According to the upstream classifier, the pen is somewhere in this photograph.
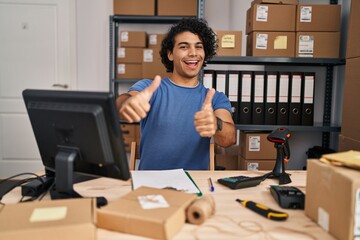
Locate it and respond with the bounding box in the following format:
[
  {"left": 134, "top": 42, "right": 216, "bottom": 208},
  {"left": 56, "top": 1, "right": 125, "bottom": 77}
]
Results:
[
  {"left": 209, "top": 177, "right": 215, "bottom": 192},
  {"left": 236, "top": 199, "right": 288, "bottom": 221}
]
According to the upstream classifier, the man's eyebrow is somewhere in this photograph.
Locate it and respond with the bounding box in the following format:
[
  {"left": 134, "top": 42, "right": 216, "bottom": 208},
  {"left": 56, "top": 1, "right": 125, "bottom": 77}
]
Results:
[{"left": 177, "top": 41, "right": 203, "bottom": 45}]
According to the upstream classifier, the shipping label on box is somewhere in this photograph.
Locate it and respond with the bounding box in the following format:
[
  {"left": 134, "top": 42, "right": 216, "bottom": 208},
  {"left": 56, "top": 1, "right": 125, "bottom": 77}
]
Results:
[{"left": 297, "top": 35, "right": 314, "bottom": 57}]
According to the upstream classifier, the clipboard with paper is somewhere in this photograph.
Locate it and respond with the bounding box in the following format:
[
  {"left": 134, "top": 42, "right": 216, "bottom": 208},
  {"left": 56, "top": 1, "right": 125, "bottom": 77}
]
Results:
[{"left": 130, "top": 169, "right": 202, "bottom": 196}]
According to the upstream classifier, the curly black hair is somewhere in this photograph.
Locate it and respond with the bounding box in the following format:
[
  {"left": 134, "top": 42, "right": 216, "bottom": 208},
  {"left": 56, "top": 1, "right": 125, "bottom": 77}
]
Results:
[{"left": 160, "top": 17, "right": 217, "bottom": 73}]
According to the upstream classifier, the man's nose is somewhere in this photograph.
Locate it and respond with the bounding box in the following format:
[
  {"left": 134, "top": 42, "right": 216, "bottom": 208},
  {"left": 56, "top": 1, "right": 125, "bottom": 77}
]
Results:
[{"left": 188, "top": 46, "right": 197, "bottom": 56}]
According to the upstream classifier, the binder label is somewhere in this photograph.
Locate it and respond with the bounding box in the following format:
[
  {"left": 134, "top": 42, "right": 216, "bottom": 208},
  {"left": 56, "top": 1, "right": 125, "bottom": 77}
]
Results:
[
  {"left": 266, "top": 75, "right": 277, "bottom": 103},
  {"left": 249, "top": 136, "right": 260, "bottom": 151},
  {"left": 300, "top": 6, "right": 312, "bottom": 23},
  {"left": 228, "top": 73, "right": 239, "bottom": 102},
  {"left": 203, "top": 72, "right": 213, "bottom": 89},
  {"left": 256, "top": 5, "right": 268, "bottom": 22},
  {"left": 256, "top": 33, "right": 268, "bottom": 50},
  {"left": 291, "top": 75, "right": 302, "bottom": 103},
  {"left": 216, "top": 74, "right": 226, "bottom": 94},
  {"left": 254, "top": 75, "right": 264, "bottom": 103},
  {"left": 304, "top": 77, "right": 314, "bottom": 104},
  {"left": 279, "top": 75, "right": 289, "bottom": 103},
  {"left": 242, "top": 74, "right": 252, "bottom": 102}
]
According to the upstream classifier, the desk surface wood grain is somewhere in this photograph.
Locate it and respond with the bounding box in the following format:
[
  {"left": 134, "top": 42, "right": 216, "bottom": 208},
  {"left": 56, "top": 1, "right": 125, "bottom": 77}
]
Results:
[{"left": 2, "top": 171, "right": 335, "bottom": 240}]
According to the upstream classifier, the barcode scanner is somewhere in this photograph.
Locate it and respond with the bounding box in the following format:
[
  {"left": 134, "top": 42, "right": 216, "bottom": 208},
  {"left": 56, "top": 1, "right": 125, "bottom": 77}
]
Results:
[{"left": 264, "top": 128, "right": 292, "bottom": 185}]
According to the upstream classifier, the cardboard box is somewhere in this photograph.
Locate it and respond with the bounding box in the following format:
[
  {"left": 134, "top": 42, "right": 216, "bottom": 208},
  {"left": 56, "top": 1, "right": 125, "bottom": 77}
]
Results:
[
  {"left": 346, "top": 0, "right": 360, "bottom": 58},
  {"left": 117, "top": 47, "right": 144, "bottom": 63},
  {"left": 96, "top": 186, "right": 197, "bottom": 240},
  {"left": 305, "top": 160, "right": 360, "bottom": 240},
  {"left": 119, "top": 31, "right": 147, "bottom": 48},
  {"left": 339, "top": 135, "right": 360, "bottom": 152},
  {"left": 238, "top": 156, "right": 276, "bottom": 170},
  {"left": 148, "top": 33, "right": 166, "bottom": 49},
  {"left": 251, "top": 0, "right": 298, "bottom": 5},
  {"left": 215, "top": 30, "right": 242, "bottom": 57},
  {"left": 215, "top": 144, "right": 239, "bottom": 170},
  {"left": 246, "top": 4, "right": 296, "bottom": 34},
  {"left": 142, "top": 49, "right": 170, "bottom": 79},
  {"left": 247, "top": 31, "right": 295, "bottom": 57},
  {"left": 157, "top": 0, "right": 197, "bottom": 16},
  {"left": 117, "top": 63, "right": 142, "bottom": 79},
  {"left": 0, "top": 198, "right": 96, "bottom": 240},
  {"left": 296, "top": 4, "right": 341, "bottom": 32},
  {"left": 295, "top": 32, "right": 340, "bottom": 58},
  {"left": 113, "top": 0, "right": 155, "bottom": 16},
  {"left": 239, "top": 131, "right": 276, "bottom": 159},
  {"left": 341, "top": 57, "right": 360, "bottom": 140}
]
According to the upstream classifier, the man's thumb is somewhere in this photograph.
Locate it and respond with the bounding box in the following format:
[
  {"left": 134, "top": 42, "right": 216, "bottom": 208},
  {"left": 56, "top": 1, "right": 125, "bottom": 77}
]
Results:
[
  {"left": 201, "top": 88, "right": 215, "bottom": 110},
  {"left": 143, "top": 75, "right": 161, "bottom": 99}
]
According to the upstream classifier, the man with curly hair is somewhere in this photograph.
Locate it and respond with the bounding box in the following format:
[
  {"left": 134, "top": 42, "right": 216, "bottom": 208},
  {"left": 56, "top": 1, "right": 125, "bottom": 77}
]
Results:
[{"left": 116, "top": 18, "right": 236, "bottom": 170}]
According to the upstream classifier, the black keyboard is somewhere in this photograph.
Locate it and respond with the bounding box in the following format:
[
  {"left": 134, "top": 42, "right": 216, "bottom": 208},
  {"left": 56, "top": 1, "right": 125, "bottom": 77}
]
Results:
[{"left": 217, "top": 175, "right": 265, "bottom": 189}]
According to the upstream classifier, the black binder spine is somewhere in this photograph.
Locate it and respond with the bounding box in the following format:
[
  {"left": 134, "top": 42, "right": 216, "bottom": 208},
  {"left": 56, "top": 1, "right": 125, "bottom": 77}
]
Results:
[
  {"left": 252, "top": 71, "right": 265, "bottom": 125},
  {"left": 238, "top": 71, "right": 253, "bottom": 124},
  {"left": 289, "top": 72, "right": 303, "bottom": 125},
  {"left": 301, "top": 72, "right": 315, "bottom": 126},
  {"left": 264, "top": 72, "right": 278, "bottom": 125},
  {"left": 276, "top": 72, "right": 290, "bottom": 125}
]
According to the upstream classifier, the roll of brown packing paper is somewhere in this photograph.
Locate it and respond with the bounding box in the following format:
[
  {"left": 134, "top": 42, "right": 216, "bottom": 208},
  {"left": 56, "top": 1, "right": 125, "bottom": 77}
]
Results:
[{"left": 186, "top": 195, "right": 216, "bottom": 225}]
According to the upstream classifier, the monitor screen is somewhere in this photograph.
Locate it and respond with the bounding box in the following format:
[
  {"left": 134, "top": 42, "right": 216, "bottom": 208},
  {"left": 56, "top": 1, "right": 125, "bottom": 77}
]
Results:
[{"left": 23, "top": 89, "right": 130, "bottom": 199}]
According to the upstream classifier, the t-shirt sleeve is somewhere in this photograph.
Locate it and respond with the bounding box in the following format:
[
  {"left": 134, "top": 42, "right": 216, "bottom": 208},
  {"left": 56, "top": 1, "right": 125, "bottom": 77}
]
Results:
[
  {"left": 213, "top": 91, "right": 232, "bottom": 114},
  {"left": 128, "top": 79, "right": 152, "bottom": 92}
]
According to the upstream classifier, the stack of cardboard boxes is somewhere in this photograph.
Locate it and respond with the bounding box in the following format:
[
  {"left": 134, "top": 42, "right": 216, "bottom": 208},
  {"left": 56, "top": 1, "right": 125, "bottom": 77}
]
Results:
[
  {"left": 246, "top": 0, "right": 341, "bottom": 58},
  {"left": 238, "top": 131, "right": 277, "bottom": 170},
  {"left": 339, "top": 0, "right": 360, "bottom": 151}
]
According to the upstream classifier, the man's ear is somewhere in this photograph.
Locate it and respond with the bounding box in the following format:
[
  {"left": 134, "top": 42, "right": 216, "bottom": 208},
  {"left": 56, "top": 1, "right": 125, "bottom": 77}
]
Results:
[{"left": 167, "top": 50, "right": 173, "bottom": 61}]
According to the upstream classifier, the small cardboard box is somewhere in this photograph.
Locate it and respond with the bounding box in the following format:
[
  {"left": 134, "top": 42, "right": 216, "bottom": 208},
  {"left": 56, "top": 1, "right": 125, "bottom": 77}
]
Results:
[
  {"left": 346, "top": 0, "right": 360, "bottom": 58},
  {"left": 142, "top": 49, "right": 170, "bottom": 79},
  {"left": 113, "top": 0, "right": 155, "bottom": 16},
  {"left": 251, "top": 0, "right": 299, "bottom": 5},
  {"left": 119, "top": 31, "right": 147, "bottom": 48},
  {"left": 238, "top": 156, "right": 276, "bottom": 170},
  {"left": 0, "top": 198, "right": 96, "bottom": 240},
  {"left": 247, "top": 31, "right": 295, "bottom": 57},
  {"left": 157, "top": 0, "right": 197, "bottom": 16},
  {"left": 215, "top": 30, "right": 242, "bottom": 57},
  {"left": 117, "top": 47, "right": 144, "bottom": 64},
  {"left": 339, "top": 135, "right": 360, "bottom": 152},
  {"left": 148, "top": 33, "right": 166, "bottom": 49},
  {"left": 117, "top": 63, "right": 142, "bottom": 79},
  {"left": 239, "top": 131, "right": 276, "bottom": 159},
  {"left": 96, "top": 186, "right": 197, "bottom": 240},
  {"left": 215, "top": 144, "right": 239, "bottom": 170},
  {"left": 296, "top": 4, "right": 341, "bottom": 32},
  {"left": 295, "top": 32, "right": 340, "bottom": 58},
  {"left": 246, "top": 4, "right": 296, "bottom": 34},
  {"left": 305, "top": 160, "right": 360, "bottom": 240}
]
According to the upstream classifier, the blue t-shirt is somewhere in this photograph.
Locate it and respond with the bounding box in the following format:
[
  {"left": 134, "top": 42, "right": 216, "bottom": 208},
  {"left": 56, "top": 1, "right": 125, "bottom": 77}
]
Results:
[{"left": 129, "top": 77, "right": 232, "bottom": 170}]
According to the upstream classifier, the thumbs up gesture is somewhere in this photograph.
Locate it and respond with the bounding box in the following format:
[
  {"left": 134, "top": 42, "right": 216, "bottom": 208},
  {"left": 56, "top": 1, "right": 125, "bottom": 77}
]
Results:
[
  {"left": 120, "top": 75, "right": 161, "bottom": 123},
  {"left": 194, "top": 88, "right": 217, "bottom": 137}
]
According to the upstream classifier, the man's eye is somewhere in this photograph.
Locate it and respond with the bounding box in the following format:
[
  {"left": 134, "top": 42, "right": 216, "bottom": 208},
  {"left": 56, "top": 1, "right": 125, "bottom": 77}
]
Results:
[
  {"left": 180, "top": 45, "right": 187, "bottom": 49},
  {"left": 196, "top": 45, "right": 203, "bottom": 49}
]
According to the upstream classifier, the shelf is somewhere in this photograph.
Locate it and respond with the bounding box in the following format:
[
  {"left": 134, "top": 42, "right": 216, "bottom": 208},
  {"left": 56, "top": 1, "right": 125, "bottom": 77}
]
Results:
[
  {"left": 236, "top": 124, "right": 341, "bottom": 132},
  {"left": 114, "top": 78, "right": 139, "bottom": 84},
  {"left": 207, "top": 56, "right": 346, "bottom": 66},
  {"left": 112, "top": 15, "right": 187, "bottom": 24}
]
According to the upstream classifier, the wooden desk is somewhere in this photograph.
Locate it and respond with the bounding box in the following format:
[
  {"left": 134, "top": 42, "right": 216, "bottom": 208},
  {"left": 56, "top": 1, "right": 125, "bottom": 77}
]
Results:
[{"left": 2, "top": 171, "right": 335, "bottom": 240}]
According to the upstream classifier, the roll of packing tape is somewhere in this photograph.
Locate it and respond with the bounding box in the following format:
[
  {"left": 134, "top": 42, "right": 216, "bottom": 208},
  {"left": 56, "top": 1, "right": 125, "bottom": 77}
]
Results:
[{"left": 186, "top": 195, "right": 216, "bottom": 225}]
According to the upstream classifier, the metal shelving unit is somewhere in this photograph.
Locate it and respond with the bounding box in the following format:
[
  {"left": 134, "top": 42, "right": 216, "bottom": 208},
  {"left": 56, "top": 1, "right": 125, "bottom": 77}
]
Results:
[
  {"left": 109, "top": 0, "right": 206, "bottom": 96},
  {"left": 206, "top": 56, "right": 346, "bottom": 147}
]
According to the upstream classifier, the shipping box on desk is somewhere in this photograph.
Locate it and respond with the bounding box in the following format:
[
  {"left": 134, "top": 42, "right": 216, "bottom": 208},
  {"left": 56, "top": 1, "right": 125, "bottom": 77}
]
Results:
[
  {"left": 96, "top": 186, "right": 197, "bottom": 240},
  {"left": 0, "top": 198, "right": 96, "bottom": 240},
  {"left": 305, "top": 159, "right": 360, "bottom": 240}
]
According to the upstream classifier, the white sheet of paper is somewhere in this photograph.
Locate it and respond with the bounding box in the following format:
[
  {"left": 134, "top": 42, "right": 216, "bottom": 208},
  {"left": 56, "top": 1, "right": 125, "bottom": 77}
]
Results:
[{"left": 131, "top": 169, "right": 200, "bottom": 194}]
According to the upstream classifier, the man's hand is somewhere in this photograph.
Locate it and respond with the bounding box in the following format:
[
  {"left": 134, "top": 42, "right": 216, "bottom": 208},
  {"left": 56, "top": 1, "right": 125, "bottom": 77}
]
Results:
[
  {"left": 194, "top": 88, "right": 217, "bottom": 137},
  {"left": 119, "top": 75, "right": 161, "bottom": 123}
]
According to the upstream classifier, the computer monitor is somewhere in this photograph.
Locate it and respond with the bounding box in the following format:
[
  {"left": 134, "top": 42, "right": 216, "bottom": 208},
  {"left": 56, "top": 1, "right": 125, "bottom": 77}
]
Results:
[{"left": 22, "top": 89, "right": 130, "bottom": 199}]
